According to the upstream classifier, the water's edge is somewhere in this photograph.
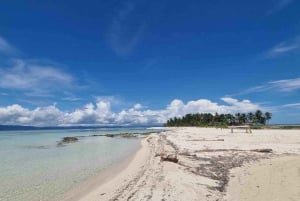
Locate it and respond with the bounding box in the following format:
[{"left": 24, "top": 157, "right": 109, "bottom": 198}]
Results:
[{"left": 61, "top": 140, "right": 142, "bottom": 201}]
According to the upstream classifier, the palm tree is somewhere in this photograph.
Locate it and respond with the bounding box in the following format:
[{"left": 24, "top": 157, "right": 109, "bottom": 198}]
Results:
[
  {"left": 164, "top": 111, "right": 272, "bottom": 127},
  {"left": 235, "top": 113, "right": 242, "bottom": 125},
  {"left": 255, "top": 110, "right": 263, "bottom": 124},
  {"left": 247, "top": 112, "right": 254, "bottom": 124},
  {"left": 265, "top": 112, "right": 272, "bottom": 125},
  {"left": 240, "top": 113, "right": 247, "bottom": 124}
]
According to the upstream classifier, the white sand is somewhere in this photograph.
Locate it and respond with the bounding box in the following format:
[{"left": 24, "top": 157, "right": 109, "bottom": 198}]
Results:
[
  {"left": 68, "top": 127, "right": 300, "bottom": 201},
  {"left": 226, "top": 156, "right": 300, "bottom": 201}
]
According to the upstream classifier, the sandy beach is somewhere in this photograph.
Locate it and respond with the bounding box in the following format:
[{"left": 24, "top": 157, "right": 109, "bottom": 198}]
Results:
[{"left": 72, "top": 127, "right": 300, "bottom": 201}]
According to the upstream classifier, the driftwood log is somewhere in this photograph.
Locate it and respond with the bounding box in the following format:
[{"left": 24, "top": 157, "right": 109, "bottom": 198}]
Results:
[
  {"left": 160, "top": 153, "right": 179, "bottom": 163},
  {"left": 250, "top": 149, "right": 272, "bottom": 153},
  {"left": 195, "top": 148, "right": 272, "bottom": 153}
]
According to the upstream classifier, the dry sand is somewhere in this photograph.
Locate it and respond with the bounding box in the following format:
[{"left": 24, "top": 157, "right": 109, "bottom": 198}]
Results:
[
  {"left": 70, "top": 127, "right": 300, "bottom": 201},
  {"left": 226, "top": 155, "right": 300, "bottom": 201}
]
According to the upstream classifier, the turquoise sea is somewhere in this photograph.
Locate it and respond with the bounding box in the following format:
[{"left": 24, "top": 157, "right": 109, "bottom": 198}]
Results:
[{"left": 0, "top": 127, "right": 159, "bottom": 201}]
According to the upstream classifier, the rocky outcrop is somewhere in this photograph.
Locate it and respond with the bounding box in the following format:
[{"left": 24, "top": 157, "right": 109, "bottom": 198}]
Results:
[{"left": 57, "top": 137, "right": 79, "bottom": 146}]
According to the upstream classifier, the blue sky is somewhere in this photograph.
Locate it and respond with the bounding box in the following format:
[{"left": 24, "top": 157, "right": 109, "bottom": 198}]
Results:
[{"left": 0, "top": 0, "right": 300, "bottom": 126}]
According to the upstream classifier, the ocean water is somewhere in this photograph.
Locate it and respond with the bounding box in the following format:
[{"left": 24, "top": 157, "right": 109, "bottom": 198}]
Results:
[{"left": 0, "top": 127, "right": 159, "bottom": 201}]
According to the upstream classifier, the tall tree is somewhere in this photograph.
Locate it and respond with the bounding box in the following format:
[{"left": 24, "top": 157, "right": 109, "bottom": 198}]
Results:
[
  {"left": 255, "top": 110, "right": 263, "bottom": 124},
  {"left": 265, "top": 112, "right": 272, "bottom": 125},
  {"left": 247, "top": 112, "right": 254, "bottom": 124}
]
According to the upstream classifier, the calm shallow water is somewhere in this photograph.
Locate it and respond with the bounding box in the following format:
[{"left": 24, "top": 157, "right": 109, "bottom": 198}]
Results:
[{"left": 0, "top": 127, "right": 159, "bottom": 201}]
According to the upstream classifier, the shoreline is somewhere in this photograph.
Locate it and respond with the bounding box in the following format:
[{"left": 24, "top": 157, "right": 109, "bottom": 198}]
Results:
[
  {"left": 64, "top": 127, "right": 300, "bottom": 200},
  {"left": 61, "top": 139, "right": 144, "bottom": 201},
  {"left": 62, "top": 135, "right": 154, "bottom": 201}
]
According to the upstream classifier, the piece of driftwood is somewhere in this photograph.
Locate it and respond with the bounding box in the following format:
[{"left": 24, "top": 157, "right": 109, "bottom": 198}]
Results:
[
  {"left": 160, "top": 153, "right": 179, "bottom": 163},
  {"left": 196, "top": 148, "right": 272, "bottom": 153},
  {"left": 250, "top": 149, "right": 272, "bottom": 153}
]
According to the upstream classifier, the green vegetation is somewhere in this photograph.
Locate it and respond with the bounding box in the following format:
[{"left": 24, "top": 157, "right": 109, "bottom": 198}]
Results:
[{"left": 164, "top": 110, "right": 272, "bottom": 127}]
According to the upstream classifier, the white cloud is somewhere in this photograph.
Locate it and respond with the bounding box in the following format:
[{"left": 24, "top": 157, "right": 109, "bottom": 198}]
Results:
[
  {"left": 0, "top": 59, "right": 73, "bottom": 96},
  {"left": 269, "top": 78, "right": 300, "bottom": 91},
  {"left": 269, "top": 43, "right": 298, "bottom": 54},
  {"left": 107, "top": 1, "right": 146, "bottom": 57},
  {"left": 220, "top": 98, "right": 260, "bottom": 113},
  {"left": 0, "top": 36, "right": 17, "bottom": 54},
  {"left": 267, "top": 36, "right": 300, "bottom": 57},
  {"left": 0, "top": 36, "right": 83, "bottom": 102},
  {"left": 239, "top": 77, "right": 300, "bottom": 95},
  {"left": 0, "top": 97, "right": 262, "bottom": 126},
  {"left": 96, "top": 96, "right": 121, "bottom": 104},
  {"left": 282, "top": 102, "right": 300, "bottom": 108},
  {"left": 133, "top": 103, "right": 143, "bottom": 110},
  {"left": 0, "top": 104, "right": 63, "bottom": 126}
]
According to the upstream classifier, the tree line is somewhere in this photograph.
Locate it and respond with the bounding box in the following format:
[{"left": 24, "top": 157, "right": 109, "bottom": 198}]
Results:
[{"left": 164, "top": 110, "right": 272, "bottom": 127}]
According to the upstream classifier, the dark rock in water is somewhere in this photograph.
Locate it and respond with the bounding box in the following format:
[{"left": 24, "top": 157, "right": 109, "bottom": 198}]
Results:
[
  {"left": 91, "top": 134, "right": 103, "bottom": 137},
  {"left": 22, "top": 145, "right": 50, "bottom": 149},
  {"left": 57, "top": 136, "right": 79, "bottom": 147},
  {"left": 119, "top": 133, "right": 138, "bottom": 138},
  {"left": 57, "top": 142, "right": 65, "bottom": 147},
  {"left": 104, "top": 134, "right": 115, "bottom": 138},
  {"left": 62, "top": 137, "right": 79, "bottom": 143}
]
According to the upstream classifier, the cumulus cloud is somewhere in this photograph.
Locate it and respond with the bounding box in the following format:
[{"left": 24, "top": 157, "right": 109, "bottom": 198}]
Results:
[
  {"left": 0, "top": 104, "right": 63, "bottom": 126},
  {"left": 0, "top": 98, "right": 261, "bottom": 126},
  {"left": 133, "top": 103, "right": 143, "bottom": 110}
]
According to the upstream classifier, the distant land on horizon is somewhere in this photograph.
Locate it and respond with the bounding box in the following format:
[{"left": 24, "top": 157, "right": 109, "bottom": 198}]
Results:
[
  {"left": 0, "top": 124, "right": 162, "bottom": 131},
  {"left": 1, "top": 123, "right": 300, "bottom": 131}
]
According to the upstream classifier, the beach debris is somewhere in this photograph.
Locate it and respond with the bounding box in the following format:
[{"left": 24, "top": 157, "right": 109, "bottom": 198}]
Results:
[
  {"left": 160, "top": 153, "right": 179, "bottom": 163},
  {"left": 195, "top": 148, "right": 272, "bottom": 153},
  {"left": 250, "top": 148, "right": 272, "bottom": 153},
  {"left": 187, "top": 138, "right": 224, "bottom": 142}
]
